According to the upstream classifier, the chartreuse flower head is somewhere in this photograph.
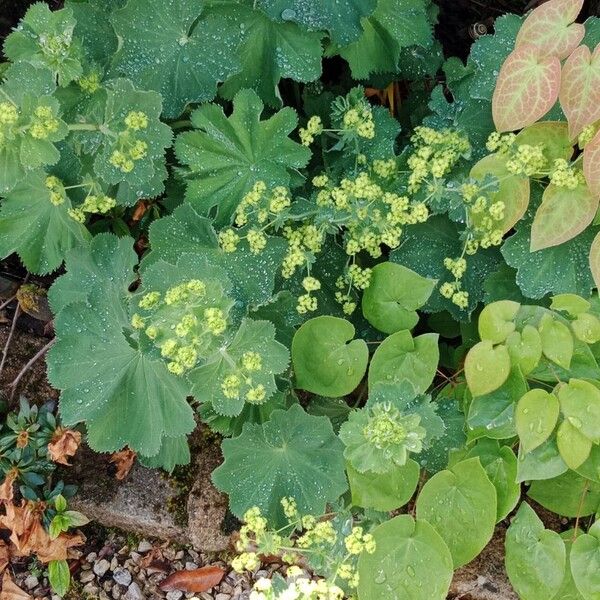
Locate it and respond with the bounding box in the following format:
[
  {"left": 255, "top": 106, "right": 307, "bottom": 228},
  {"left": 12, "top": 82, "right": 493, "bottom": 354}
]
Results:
[
  {"left": 132, "top": 266, "right": 234, "bottom": 376},
  {"left": 339, "top": 402, "right": 426, "bottom": 474},
  {"left": 331, "top": 87, "right": 376, "bottom": 142}
]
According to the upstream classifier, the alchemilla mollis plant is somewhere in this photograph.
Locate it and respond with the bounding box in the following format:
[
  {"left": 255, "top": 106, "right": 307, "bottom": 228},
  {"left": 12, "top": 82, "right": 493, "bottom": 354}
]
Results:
[{"left": 2, "top": 0, "right": 600, "bottom": 598}]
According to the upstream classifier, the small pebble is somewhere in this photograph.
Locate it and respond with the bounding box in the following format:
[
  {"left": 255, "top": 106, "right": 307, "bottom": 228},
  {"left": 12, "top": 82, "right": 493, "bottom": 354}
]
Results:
[
  {"left": 113, "top": 568, "right": 133, "bottom": 587},
  {"left": 24, "top": 575, "right": 38, "bottom": 590},
  {"left": 125, "top": 582, "right": 144, "bottom": 600},
  {"left": 137, "top": 540, "right": 153, "bottom": 553},
  {"left": 94, "top": 558, "right": 111, "bottom": 577},
  {"left": 185, "top": 562, "right": 198, "bottom": 570},
  {"left": 166, "top": 591, "right": 183, "bottom": 600},
  {"left": 87, "top": 552, "right": 98, "bottom": 562},
  {"left": 80, "top": 570, "right": 96, "bottom": 583}
]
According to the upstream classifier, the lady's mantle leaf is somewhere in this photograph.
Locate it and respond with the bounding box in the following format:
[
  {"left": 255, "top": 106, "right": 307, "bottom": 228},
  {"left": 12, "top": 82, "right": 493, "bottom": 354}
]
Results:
[
  {"left": 416, "top": 458, "right": 497, "bottom": 567},
  {"left": 0, "top": 171, "right": 89, "bottom": 275},
  {"left": 505, "top": 503, "right": 566, "bottom": 600},
  {"left": 212, "top": 404, "right": 347, "bottom": 526},
  {"left": 357, "top": 515, "right": 453, "bottom": 600},
  {"left": 257, "top": 0, "right": 376, "bottom": 45},
  {"left": 175, "top": 89, "right": 310, "bottom": 226},
  {"left": 292, "top": 316, "right": 368, "bottom": 398},
  {"left": 516, "top": 0, "right": 585, "bottom": 60},
  {"left": 492, "top": 44, "right": 561, "bottom": 133},
  {"left": 110, "top": 0, "right": 240, "bottom": 118}
]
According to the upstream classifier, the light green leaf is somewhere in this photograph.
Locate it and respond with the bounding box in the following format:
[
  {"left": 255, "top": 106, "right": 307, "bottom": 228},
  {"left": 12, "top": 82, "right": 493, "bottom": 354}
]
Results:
[
  {"left": 416, "top": 458, "right": 496, "bottom": 567},
  {"left": 517, "top": 438, "right": 568, "bottom": 483},
  {"left": 338, "top": 0, "right": 432, "bottom": 79},
  {"left": 558, "top": 379, "right": 600, "bottom": 443},
  {"left": 0, "top": 171, "right": 89, "bottom": 275},
  {"left": 368, "top": 330, "right": 439, "bottom": 394},
  {"left": 110, "top": 0, "right": 240, "bottom": 118},
  {"left": 212, "top": 404, "right": 347, "bottom": 527},
  {"left": 506, "top": 325, "right": 543, "bottom": 375},
  {"left": 528, "top": 471, "right": 600, "bottom": 517},
  {"left": 357, "top": 515, "right": 453, "bottom": 600},
  {"left": 478, "top": 300, "right": 519, "bottom": 344},
  {"left": 175, "top": 89, "right": 310, "bottom": 226},
  {"left": 551, "top": 293, "right": 591, "bottom": 316},
  {"left": 347, "top": 459, "right": 420, "bottom": 511},
  {"left": 573, "top": 313, "right": 600, "bottom": 344},
  {"left": 514, "top": 122, "right": 574, "bottom": 166},
  {"left": 539, "top": 313, "right": 574, "bottom": 369},
  {"left": 465, "top": 439, "right": 520, "bottom": 522},
  {"left": 361, "top": 262, "right": 435, "bottom": 334},
  {"left": 465, "top": 340, "right": 511, "bottom": 397},
  {"left": 48, "top": 559, "right": 71, "bottom": 597},
  {"left": 292, "top": 316, "right": 368, "bottom": 397},
  {"left": 516, "top": 389, "right": 560, "bottom": 454},
  {"left": 505, "top": 502, "right": 566, "bottom": 600},
  {"left": 557, "top": 420, "right": 593, "bottom": 470},
  {"left": 571, "top": 521, "right": 600, "bottom": 600}
]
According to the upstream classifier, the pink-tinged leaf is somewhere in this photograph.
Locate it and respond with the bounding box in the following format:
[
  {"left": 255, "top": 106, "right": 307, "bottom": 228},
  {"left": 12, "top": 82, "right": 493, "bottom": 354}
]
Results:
[
  {"left": 560, "top": 45, "right": 600, "bottom": 140},
  {"left": 159, "top": 566, "right": 225, "bottom": 593},
  {"left": 530, "top": 183, "right": 599, "bottom": 251},
  {"left": 492, "top": 45, "right": 561, "bottom": 133},
  {"left": 584, "top": 128, "right": 600, "bottom": 199},
  {"left": 516, "top": 0, "right": 585, "bottom": 59},
  {"left": 470, "top": 154, "right": 530, "bottom": 233},
  {"left": 589, "top": 230, "right": 600, "bottom": 290}
]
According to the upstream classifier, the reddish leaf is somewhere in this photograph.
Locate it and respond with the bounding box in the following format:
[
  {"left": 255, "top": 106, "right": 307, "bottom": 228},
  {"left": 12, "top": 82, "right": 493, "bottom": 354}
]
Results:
[
  {"left": 530, "top": 183, "right": 598, "bottom": 250},
  {"left": 516, "top": 0, "right": 585, "bottom": 59},
  {"left": 109, "top": 449, "right": 137, "bottom": 480},
  {"left": 47, "top": 428, "right": 81, "bottom": 466},
  {"left": 0, "top": 572, "right": 31, "bottom": 600},
  {"left": 159, "top": 565, "right": 225, "bottom": 593},
  {"left": 492, "top": 45, "right": 561, "bottom": 133},
  {"left": 584, "top": 129, "right": 600, "bottom": 199},
  {"left": 589, "top": 230, "right": 600, "bottom": 290},
  {"left": 560, "top": 44, "right": 600, "bottom": 140}
]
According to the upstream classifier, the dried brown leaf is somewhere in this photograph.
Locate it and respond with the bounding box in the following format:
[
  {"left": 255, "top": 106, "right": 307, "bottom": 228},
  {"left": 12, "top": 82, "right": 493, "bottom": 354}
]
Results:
[
  {"left": 48, "top": 428, "right": 81, "bottom": 466},
  {"left": 159, "top": 565, "right": 225, "bottom": 593},
  {"left": 0, "top": 572, "right": 31, "bottom": 600},
  {"left": 109, "top": 449, "right": 137, "bottom": 480},
  {"left": 0, "top": 471, "right": 18, "bottom": 503},
  {"left": 0, "top": 542, "right": 8, "bottom": 575}
]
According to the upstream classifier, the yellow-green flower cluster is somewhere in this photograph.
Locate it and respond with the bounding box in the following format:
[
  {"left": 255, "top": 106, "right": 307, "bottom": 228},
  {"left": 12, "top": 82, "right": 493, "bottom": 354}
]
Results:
[
  {"left": 131, "top": 279, "right": 231, "bottom": 375},
  {"left": 68, "top": 192, "right": 117, "bottom": 222},
  {"left": 407, "top": 126, "right": 470, "bottom": 192},
  {"left": 578, "top": 124, "right": 598, "bottom": 149},
  {"left": 282, "top": 225, "right": 325, "bottom": 279},
  {"left": 45, "top": 176, "right": 66, "bottom": 206},
  {"left": 372, "top": 158, "right": 396, "bottom": 178},
  {"left": 333, "top": 265, "right": 372, "bottom": 315},
  {"left": 28, "top": 105, "right": 60, "bottom": 140},
  {"left": 299, "top": 116, "right": 323, "bottom": 146},
  {"left": 109, "top": 111, "right": 149, "bottom": 173},
  {"left": 41, "top": 32, "right": 72, "bottom": 59},
  {"left": 78, "top": 72, "right": 101, "bottom": 94},
  {"left": 439, "top": 256, "right": 471, "bottom": 309},
  {"left": 0, "top": 101, "right": 19, "bottom": 132},
  {"left": 505, "top": 144, "right": 546, "bottom": 176},
  {"left": 249, "top": 576, "right": 345, "bottom": 600},
  {"left": 344, "top": 527, "right": 376, "bottom": 556},
  {"left": 342, "top": 105, "right": 375, "bottom": 139},
  {"left": 220, "top": 351, "right": 267, "bottom": 405},
  {"left": 486, "top": 131, "right": 516, "bottom": 155},
  {"left": 550, "top": 158, "right": 583, "bottom": 189},
  {"left": 297, "top": 276, "right": 321, "bottom": 314}
]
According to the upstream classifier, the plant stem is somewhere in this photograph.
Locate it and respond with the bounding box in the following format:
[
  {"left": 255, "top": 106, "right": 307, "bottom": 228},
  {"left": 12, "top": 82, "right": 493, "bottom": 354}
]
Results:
[
  {"left": 9, "top": 337, "right": 56, "bottom": 399},
  {"left": 0, "top": 304, "right": 21, "bottom": 381},
  {"left": 68, "top": 123, "right": 99, "bottom": 131}
]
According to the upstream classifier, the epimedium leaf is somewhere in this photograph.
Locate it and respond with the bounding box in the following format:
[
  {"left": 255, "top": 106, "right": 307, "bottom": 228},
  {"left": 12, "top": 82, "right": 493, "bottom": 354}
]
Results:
[
  {"left": 336, "top": 0, "right": 432, "bottom": 79},
  {"left": 357, "top": 515, "right": 453, "bottom": 600},
  {"left": 551, "top": 293, "right": 591, "bottom": 316},
  {"left": 571, "top": 521, "right": 600, "bottom": 599},
  {"left": 584, "top": 129, "right": 600, "bottom": 200},
  {"left": 557, "top": 534, "right": 586, "bottom": 600},
  {"left": 530, "top": 183, "right": 599, "bottom": 251},
  {"left": 0, "top": 170, "right": 89, "bottom": 275},
  {"left": 212, "top": 404, "right": 347, "bottom": 527},
  {"left": 558, "top": 379, "right": 600, "bottom": 443},
  {"left": 560, "top": 44, "right": 600, "bottom": 140},
  {"left": 175, "top": 89, "right": 310, "bottom": 226},
  {"left": 557, "top": 420, "right": 593, "bottom": 470},
  {"left": 492, "top": 44, "right": 561, "bottom": 133},
  {"left": 478, "top": 300, "right": 519, "bottom": 344},
  {"left": 292, "top": 316, "right": 368, "bottom": 397},
  {"left": 257, "top": 0, "right": 377, "bottom": 45},
  {"left": 347, "top": 459, "right": 420, "bottom": 512},
  {"left": 465, "top": 439, "right": 520, "bottom": 522},
  {"left": 505, "top": 502, "right": 566, "bottom": 600},
  {"left": 361, "top": 262, "right": 435, "bottom": 334},
  {"left": 516, "top": 389, "right": 560, "bottom": 454},
  {"left": 539, "top": 313, "right": 574, "bottom": 369},
  {"left": 209, "top": 1, "right": 324, "bottom": 106},
  {"left": 590, "top": 231, "right": 600, "bottom": 291},
  {"left": 517, "top": 438, "right": 568, "bottom": 483},
  {"left": 470, "top": 154, "right": 530, "bottom": 234},
  {"left": 368, "top": 330, "right": 439, "bottom": 394},
  {"left": 528, "top": 470, "right": 600, "bottom": 517},
  {"left": 514, "top": 121, "right": 574, "bottom": 165},
  {"left": 187, "top": 319, "right": 290, "bottom": 417},
  {"left": 465, "top": 340, "right": 511, "bottom": 397},
  {"left": 110, "top": 0, "right": 240, "bottom": 118},
  {"left": 516, "top": 0, "right": 585, "bottom": 60},
  {"left": 506, "top": 325, "right": 543, "bottom": 375},
  {"left": 415, "top": 457, "right": 497, "bottom": 568}
]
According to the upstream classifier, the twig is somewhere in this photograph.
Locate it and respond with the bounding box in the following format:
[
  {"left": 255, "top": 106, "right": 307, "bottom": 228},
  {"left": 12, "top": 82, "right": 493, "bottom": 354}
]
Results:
[
  {"left": 0, "top": 294, "right": 16, "bottom": 312},
  {"left": 0, "top": 304, "right": 21, "bottom": 380},
  {"left": 9, "top": 337, "right": 55, "bottom": 399}
]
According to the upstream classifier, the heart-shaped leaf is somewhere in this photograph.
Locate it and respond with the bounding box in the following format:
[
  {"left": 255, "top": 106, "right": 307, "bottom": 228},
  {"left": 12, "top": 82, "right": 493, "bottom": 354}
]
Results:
[
  {"left": 584, "top": 129, "right": 600, "bottom": 199},
  {"left": 589, "top": 230, "right": 600, "bottom": 290},
  {"left": 516, "top": 389, "right": 560, "bottom": 454},
  {"left": 465, "top": 340, "right": 511, "bottom": 397}
]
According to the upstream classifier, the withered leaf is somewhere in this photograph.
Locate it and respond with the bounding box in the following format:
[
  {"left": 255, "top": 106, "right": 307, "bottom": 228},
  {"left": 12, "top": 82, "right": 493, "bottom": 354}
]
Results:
[
  {"left": 0, "top": 572, "right": 32, "bottom": 600},
  {"left": 47, "top": 428, "right": 81, "bottom": 466},
  {"left": 0, "top": 470, "right": 18, "bottom": 503},
  {"left": 159, "top": 565, "right": 225, "bottom": 592},
  {"left": 109, "top": 449, "right": 137, "bottom": 480},
  {"left": 0, "top": 541, "right": 8, "bottom": 575}
]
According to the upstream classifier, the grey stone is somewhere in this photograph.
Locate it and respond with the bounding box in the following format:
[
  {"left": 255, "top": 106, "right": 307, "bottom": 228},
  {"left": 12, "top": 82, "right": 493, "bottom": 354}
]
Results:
[
  {"left": 113, "top": 568, "right": 133, "bottom": 587},
  {"left": 24, "top": 575, "right": 38, "bottom": 590},
  {"left": 80, "top": 570, "right": 96, "bottom": 583},
  {"left": 94, "top": 559, "right": 111, "bottom": 577},
  {"left": 166, "top": 592, "right": 183, "bottom": 600},
  {"left": 124, "top": 582, "right": 144, "bottom": 600},
  {"left": 83, "top": 582, "right": 100, "bottom": 596},
  {"left": 137, "top": 540, "right": 153, "bottom": 553}
]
